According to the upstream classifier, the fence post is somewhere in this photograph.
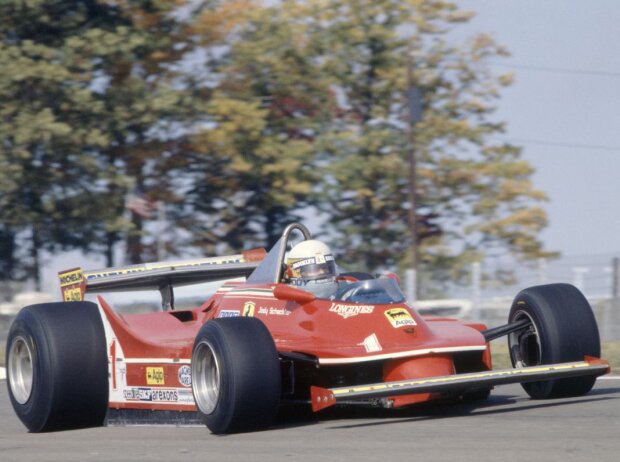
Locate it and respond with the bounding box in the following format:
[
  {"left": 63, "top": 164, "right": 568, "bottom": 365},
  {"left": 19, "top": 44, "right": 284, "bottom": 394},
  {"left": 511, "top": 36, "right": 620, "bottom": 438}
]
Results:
[
  {"left": 612, "top": 257, "right": 619, "bottom": 299},
  {"left": 572, "top": 267, "right": 589, "bottom": 293},
  {"left": 405, "top": 269, "right": 417, "bottom": 304},
  {"left": 537, "top": 258, "right": 547, "bottom": 285},
  {"left": 471, "top": 262, "right": 481, "bottom": 321}
]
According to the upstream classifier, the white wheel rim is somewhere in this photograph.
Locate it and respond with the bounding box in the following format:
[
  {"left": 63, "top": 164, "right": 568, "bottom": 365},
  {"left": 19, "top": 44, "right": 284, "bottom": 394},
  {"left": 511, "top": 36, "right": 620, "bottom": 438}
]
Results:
[
  {"left": 508, "top": 310, "right": 541, "bottom": 368},
  {"left": 8, "top": 336, "right": 34, "bottom": 405},
  {"left": 192, "top": 340, "right": 221, "bottom": 415}
]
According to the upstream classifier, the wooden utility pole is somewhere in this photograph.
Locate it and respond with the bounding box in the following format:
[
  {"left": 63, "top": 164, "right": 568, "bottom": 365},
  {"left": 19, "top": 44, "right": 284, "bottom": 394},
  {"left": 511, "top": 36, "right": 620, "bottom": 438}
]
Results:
[
  {"left": 612, "top": 257, "right": 619, "bottom": 299},
  {"left": 406, "top": 44, "right": 422, "bottom": 300}
]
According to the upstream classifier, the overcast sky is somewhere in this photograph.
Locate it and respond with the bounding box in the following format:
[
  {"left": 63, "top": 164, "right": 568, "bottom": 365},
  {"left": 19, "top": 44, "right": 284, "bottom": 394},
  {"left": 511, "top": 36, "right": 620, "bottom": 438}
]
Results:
[{"left": 455, "top": 0, "right": 620, "bottom": 259}]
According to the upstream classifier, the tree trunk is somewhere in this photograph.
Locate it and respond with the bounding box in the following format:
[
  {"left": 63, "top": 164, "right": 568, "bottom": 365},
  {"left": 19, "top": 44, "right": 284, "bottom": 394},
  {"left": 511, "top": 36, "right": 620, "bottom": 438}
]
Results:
[
  {"left": 0, "top": 227, "right": 16, "bottom": 281},
  {"left": 105, "top": 231, "right": 116, "bottom": 267},
  {"left": 126, "top": 213, "right": 144, "bottom": 264},
  {"left": 31, "top": 225, "right": 41, "bottom": 291}
]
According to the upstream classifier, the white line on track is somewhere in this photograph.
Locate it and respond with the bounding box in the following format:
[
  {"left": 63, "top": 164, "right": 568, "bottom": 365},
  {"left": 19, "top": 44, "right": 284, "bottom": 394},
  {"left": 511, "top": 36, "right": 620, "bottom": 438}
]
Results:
[{"left": 0, "top": 367, "right": 5, "bottom": 380}]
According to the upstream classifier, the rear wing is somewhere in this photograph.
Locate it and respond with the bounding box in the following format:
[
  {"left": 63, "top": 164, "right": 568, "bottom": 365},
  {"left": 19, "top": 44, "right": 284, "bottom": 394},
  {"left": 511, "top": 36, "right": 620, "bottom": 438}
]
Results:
[{"left": 58, "top": 248, "right": 266, "bottom": 309}]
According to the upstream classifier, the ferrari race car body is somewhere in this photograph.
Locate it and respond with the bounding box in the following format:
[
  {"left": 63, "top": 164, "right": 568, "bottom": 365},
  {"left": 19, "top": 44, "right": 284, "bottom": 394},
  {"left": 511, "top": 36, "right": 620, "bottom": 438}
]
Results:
[{"left": 6, "top": 223, "right": 610, "bottom": 433}]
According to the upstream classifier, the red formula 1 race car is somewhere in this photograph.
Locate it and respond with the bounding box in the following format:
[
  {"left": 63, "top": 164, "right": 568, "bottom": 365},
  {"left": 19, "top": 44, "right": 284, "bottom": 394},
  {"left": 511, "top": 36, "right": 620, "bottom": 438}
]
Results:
[{"left": 5, "top": 223, "right": 610, "bottom": 433}]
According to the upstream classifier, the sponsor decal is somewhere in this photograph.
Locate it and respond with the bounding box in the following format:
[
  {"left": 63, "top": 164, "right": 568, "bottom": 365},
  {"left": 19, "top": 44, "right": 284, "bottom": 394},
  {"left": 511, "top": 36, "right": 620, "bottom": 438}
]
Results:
[
  {"left": 178, "top": 366, "right": 192, "bottom": 387},
  {"left": 329, "top": 302, "right": 374, "bottom": 319},
  {"left": 146, "top": 367, "right": 165, "bottom": 385},
  {"left": 258, "top": 306, "right": 292, "bottom": 316},
  {"left": 115, "top": 362, "right": 127, "bottom": 389},
  {"left": 59, "top": 268, "right": 84, "bottom": 287},
  {"left": 218, "top": 310, "right": 240, "bottom": 318},
  {"left": 292, "top": 257, "right": 317, "bottom": 269},
  {"left": 242, "top": 301, "right": 256, "bottom": 317},
  {"left": 63, "top": 287, "right": 83, "bottom": 302},
  {"left": 123, "top": 387, "right": 179, "bottom": 403},
  {"left": 291, "top": 254, "right": 334, "bottom": 269},
  {"left": 177, "top": 388, "right": 195, "bottom": 405},
  {"left": 88, "top": 268, "right": 146, "bottom": 279},
  {"left": 358, "top": 333, "right": 382, "bottom": 353},
  {"left": 86, "top": 256, "right": 245, "bottom": 280},
  {"left": 384, "top": 308, "right": 417, "bottom": 328}
]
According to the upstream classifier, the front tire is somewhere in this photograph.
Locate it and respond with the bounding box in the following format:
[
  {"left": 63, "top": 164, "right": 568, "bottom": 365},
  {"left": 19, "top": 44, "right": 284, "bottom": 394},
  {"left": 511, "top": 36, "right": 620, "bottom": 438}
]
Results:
[
  {"left": 507, "top": 283, "right": 600, "bottom": 399},
  {"left": 6, "top": 302, "right": 109, "bottom": 432},
  {"left": 191, "top": 317, "right": 281, "bottom": 434}
]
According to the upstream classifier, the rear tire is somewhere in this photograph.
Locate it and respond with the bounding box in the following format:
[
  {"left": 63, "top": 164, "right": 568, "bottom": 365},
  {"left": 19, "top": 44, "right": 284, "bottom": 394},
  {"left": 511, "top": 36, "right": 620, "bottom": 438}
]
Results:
[
  {"left": 507, "top": 284, "right": 600, "bottom": 399},
  {"left": 191, "top": 317, "right": 281, "bottom": 434},
  {"left": 6, "top": 302, "right": 109, "bottom": 432}
]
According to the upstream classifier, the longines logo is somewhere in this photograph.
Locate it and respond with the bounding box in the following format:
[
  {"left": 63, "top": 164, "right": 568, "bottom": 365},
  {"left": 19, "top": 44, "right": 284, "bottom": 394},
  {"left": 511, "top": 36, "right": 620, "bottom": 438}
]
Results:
[{"left": 328, "top": 303, "right": 374, "bottom": 319}]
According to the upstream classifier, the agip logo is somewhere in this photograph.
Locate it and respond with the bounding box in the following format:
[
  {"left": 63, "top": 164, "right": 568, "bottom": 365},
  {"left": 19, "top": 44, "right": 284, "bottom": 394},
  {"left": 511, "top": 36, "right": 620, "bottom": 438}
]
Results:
[
  {"left": 146, "top": 367, "right": 165, "bottom": 385},
  {"left": 384, "top": 308, "right": 417, "bottom": 328},
  {"left": 242, "top": 301, "right": 256, "bottom": 317}
]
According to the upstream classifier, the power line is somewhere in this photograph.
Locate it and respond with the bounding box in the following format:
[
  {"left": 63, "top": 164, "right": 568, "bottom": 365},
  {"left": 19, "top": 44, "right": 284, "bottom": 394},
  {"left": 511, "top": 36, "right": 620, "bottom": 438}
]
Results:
[
  {"left": 507, "top": 138, "right": 620, "bottom": 153},
  {"left": 480, "top": 61, "right": 620, "bottom": 152},
  {"left": 486, "top": 61, "right": 620, "bottom": 78}
]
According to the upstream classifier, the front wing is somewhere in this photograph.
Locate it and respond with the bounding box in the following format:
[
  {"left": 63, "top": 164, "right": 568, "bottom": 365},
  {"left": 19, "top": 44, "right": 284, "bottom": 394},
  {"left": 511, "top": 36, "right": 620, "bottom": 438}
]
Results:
[{"left": 311, "top": 356, "right": 610, "bottom": 412}]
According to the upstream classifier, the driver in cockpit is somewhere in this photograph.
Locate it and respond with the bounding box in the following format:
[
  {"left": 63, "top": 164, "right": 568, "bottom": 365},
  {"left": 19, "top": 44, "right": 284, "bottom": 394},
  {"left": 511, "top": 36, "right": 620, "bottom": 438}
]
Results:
[
  {"left": 285, "top": 239, "right": 404, "bottom": 304},
  {"left": 285, "top": 239, "right": 340, "bottom": 299}
]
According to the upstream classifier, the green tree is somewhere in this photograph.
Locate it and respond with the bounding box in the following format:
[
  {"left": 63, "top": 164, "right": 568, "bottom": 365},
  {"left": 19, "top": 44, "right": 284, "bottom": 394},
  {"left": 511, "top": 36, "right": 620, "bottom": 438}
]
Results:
[
  {"left": 0, "top": 0, "right": 554, "bottom": 295},
  {"left": 0, "top": 0, "right": 120, "bottom": 288},
  {"left": 302, "top": 0, "right": 552, "bottom": 293},
  {"left": 175, "top": 2, "right": 333, "bottom": 252},
  {"left": 0, "top": 0, "right": 228, "bottom": 286},
  {"left": 105, "top": 0, "right": 259, "bottom": 262},
  {"left": 89, "top": 0, "right": 200, "bottom": 265}
]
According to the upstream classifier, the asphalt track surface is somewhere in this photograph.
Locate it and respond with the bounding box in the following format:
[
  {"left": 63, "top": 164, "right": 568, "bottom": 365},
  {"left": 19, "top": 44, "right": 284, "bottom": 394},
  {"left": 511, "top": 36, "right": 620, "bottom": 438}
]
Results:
[{"left": 1, "top": 377, "right": 619, "bottom": 462}]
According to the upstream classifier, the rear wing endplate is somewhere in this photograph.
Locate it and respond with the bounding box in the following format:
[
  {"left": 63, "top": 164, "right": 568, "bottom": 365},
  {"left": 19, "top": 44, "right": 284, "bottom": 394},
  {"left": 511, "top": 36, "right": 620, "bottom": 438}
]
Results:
[{"left": 58, "top": 248, "right": 265, "bottom": 309}]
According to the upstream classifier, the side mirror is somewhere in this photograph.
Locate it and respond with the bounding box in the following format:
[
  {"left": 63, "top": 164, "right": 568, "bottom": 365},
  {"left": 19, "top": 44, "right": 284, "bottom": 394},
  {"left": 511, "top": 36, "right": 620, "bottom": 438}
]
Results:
[{"left": 273, "top": 284, "right": 316, "bottom": 304}]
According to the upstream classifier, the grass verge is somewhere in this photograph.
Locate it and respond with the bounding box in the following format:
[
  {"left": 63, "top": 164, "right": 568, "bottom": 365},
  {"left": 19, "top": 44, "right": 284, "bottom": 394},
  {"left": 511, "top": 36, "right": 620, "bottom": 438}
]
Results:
[{"left": 491, "top": 340, "right": 620, "bottom": 374}]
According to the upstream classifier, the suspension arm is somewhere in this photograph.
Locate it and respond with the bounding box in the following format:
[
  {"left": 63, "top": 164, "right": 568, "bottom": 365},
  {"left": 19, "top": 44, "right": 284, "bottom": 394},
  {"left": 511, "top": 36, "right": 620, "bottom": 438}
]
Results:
[{"left": 481, "top": 318, "right": 532, "bottom": 342}]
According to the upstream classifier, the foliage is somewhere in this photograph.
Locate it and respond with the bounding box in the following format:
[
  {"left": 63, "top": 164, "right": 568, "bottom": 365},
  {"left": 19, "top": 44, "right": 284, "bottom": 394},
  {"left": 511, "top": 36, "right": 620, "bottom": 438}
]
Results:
[
  {"left": 492, "top": 340, "right": 620, "bottom": 374},
  {"left": 0, "top": 0, "right": 224, "bottom": 283},
  {"left": 296, "top": 0, "right": 552, "bottom": 294},
  {"left": 173, "top": 2, "right": 333, "bottom": 251},
  {"left": 0, "top": 0, "right": 554, "bottom": 295},
  {"left": 86, "top": 0, "right": 205, "bottom": 265},
  {"left": 602, "top": 341, "right": 620, "bottom": 374},
  {"left": 0, "top": 0, "right": 121, "bottom": 285}
]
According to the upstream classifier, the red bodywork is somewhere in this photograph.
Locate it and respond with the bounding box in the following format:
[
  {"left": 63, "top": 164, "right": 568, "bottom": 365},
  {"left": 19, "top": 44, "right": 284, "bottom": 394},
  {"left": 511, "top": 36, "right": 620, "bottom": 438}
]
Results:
[
  {"left": 57, "top": 224, "right": 607, "bottom": 419},
  {"left": 88, "top": 279, "right": 491, "bottom": 414}
]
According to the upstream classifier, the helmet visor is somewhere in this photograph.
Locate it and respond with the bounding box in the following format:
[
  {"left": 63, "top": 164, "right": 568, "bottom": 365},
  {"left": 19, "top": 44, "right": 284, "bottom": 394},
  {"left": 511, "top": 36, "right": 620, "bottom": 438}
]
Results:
[{"left": 299, "top": 260, "right": 337, "bottom": 281}]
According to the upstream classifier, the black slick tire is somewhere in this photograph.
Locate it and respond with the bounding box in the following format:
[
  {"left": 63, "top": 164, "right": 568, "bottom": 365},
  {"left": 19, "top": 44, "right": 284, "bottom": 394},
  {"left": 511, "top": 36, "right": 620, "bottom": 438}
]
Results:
[
  {"left": 508, "top": 283, "right": 600, "bottom": 399},
  {"left": 191, "top": 317, "right": 281, "bottom": 434},
  {"left": 5, "top": 302, "right": 109, "bottom": 432}
]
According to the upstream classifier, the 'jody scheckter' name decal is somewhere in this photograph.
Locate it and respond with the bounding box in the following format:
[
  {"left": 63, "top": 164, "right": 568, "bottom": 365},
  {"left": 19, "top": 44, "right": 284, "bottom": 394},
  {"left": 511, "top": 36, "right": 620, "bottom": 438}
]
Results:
[{"left": 329, "top": 303, "right": 374, "bottom": 319}]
